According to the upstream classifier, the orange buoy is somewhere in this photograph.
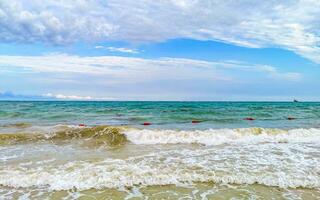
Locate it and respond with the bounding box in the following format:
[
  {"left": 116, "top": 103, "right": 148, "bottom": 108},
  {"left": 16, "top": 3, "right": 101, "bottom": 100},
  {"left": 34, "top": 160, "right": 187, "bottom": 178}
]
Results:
[
  {"left": 244, "top": 117, "right": 255, "bottom": 121},
  {"left": 192, "top": 120, "right": 201, "bottom": 124},
  {"left": 287, "top": 117, "right": 296, "bottom": 120},
  {"left": 79, "top": 123, "right": 86, "bottom": 127},
  {"left": 142, "top": 122, "right": 151, "bottom": 126}
]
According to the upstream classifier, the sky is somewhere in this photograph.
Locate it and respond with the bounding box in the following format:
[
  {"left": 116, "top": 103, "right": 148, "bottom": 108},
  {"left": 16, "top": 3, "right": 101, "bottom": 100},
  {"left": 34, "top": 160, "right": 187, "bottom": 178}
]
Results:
[{"left": 0, "top": 0, "right": 320, "bottom": 101}]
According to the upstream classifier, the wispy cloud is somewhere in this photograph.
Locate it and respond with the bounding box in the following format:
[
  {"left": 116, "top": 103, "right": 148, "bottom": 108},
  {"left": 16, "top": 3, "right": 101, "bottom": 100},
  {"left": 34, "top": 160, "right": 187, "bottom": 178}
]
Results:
[
  {"left": 219, "top": 61, "right": 302, "bottom": 81},
  {"left": 0, "top": 91, "right": 114, "bottom": 101},
  {"left": 95, "top": 46, "right": 139, "bottom": 54},
  {"left": 0, "top": 1, "right": 319, "bottom": 63},
  {"left": 43, "top": 93, "right": 115, "bottom": 100},
  {"left": 0, "top": 54, "right": 301, "bottom": 82},
  {"left": 0, "top": 54, "right": 305, "bottom": 100}
]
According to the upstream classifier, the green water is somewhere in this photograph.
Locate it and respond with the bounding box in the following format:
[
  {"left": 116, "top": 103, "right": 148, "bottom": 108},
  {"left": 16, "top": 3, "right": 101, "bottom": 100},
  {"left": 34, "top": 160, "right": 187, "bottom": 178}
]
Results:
[
  {"left": 1, "top": 101, "right": 320, "bottom": 129},
  {"left": 0, "top": 101, "right": 320, "bottom": 199}
]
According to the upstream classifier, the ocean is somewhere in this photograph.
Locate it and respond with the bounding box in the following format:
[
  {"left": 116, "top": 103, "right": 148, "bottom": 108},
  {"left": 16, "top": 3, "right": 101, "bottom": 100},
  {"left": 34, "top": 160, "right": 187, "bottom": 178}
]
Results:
[{"left": 0, "top": 101, "right": 320, "bottom": 199}]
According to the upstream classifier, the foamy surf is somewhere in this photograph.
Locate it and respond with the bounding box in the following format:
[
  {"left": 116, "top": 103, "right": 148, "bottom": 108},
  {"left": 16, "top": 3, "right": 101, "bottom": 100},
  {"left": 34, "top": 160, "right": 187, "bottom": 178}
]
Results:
[
  {"left": 0, "top": 145, "right": 319, "bottom": 191},
  {"left": 124, "top": 127, "right": 320, "bottom": 145},
  {"left": 1, "top": 125, "right": 320, "bottom": 195},
  {"left": 1, "top": 126, "right": 320, "bottom": 146},
  {"left": 1, "top": 101, "right": 320, "bottom": 199}
]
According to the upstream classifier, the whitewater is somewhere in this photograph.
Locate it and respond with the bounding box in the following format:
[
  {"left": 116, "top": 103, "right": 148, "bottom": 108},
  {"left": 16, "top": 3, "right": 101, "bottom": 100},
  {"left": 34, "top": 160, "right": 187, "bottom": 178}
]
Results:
[{"left": 1, "top": 101, "right": 320, "bottom": 199}]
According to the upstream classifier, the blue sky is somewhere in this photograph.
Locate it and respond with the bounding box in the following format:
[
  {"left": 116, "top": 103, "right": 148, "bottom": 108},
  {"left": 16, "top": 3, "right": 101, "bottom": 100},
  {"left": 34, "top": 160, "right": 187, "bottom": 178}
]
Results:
[{"left": 0, "top": 0, "right": 320, "bottom": 101}]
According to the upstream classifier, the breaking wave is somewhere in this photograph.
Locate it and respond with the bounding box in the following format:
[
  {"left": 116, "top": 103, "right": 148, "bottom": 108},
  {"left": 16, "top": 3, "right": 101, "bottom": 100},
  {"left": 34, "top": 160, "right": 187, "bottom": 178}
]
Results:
[
  {"left": 1, "top": 126, "right": 320, "bottom": 191},
  {"left": 124, "top": 127, "right": 320, "bottom": 145},
  {"left": 0, "top": 146, "right": 319, "bottom": 191},
  {"left": 0, "top": 125, "right": 127, "bottom": 146},
  {"left": 1, "top": 126, "right": 320, "bottom": 146}
]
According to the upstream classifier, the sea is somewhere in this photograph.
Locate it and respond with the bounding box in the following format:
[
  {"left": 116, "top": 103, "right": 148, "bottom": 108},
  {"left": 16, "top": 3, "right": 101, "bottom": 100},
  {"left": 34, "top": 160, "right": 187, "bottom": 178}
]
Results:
[{"left": 0, "top": 101, "right": 319, "bottom": 199}]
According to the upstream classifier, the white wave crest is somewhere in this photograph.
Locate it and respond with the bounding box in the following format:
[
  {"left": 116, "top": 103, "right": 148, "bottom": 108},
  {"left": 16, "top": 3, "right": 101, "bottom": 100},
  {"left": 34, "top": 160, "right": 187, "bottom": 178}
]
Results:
[
  {"left": 1, "top": 144, "right": 319, "bottom": 191},
  {"left": 124, "top": 128, "right": 320, "bottom": 145}
]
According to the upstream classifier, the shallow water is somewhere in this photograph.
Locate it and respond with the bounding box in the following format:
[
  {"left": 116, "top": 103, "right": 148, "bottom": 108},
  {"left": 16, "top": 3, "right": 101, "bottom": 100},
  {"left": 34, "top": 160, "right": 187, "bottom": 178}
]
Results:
[{"left": 0, "top": 102, "right": 320, "bottom": 199}]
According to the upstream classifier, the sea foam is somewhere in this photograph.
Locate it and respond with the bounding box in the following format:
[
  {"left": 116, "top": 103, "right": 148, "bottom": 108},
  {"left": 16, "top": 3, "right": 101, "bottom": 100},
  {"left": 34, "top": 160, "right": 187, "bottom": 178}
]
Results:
[
  {"left": 124, "top": 127, "right": 320, "bottom": 145},
  {"left": 0, "top": 144, "right": 319, "bottom": 191}
]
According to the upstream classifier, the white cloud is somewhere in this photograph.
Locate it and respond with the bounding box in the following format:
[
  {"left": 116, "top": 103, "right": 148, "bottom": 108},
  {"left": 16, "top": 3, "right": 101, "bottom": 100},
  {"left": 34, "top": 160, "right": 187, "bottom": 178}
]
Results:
[
  {"left": 0, "top": 91, "right": 114, "bottom": 100},
  {"left": 0, "top": 54, "right": 301, "bottom": 82},
  {"left": 0, "top": 54, "right": 305, "bottom": 100},
  {"left": 213, "top": 60, "right": 302, "bottom": 81},
  {"left": 0, "top": 0, "right": 319, "bottom": 63},
  {"left": 106, "top": 47, "right": 139, "bottom": 54},
  {"left": 43, "top": 93, "right": 114, "bottom": 100},
  {"left": 95, "top": 46, "right": 139, "bottom": 54},
  {"left": 0, "top": 54, "right": 217, "bottom": 81}
]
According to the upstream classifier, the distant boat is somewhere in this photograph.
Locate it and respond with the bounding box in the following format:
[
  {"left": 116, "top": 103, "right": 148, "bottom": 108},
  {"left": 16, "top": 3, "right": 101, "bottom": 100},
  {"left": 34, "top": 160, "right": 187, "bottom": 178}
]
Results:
[{"left": 293, "top": 99, "right": 299, "bottom": 102}]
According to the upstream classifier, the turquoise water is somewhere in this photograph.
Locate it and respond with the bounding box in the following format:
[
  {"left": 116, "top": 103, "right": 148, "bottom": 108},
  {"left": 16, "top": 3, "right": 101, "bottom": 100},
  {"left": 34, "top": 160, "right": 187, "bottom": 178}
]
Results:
[
  {"left": 1, "top": 101, "right": 320, "bottom": 199},
  {"left": 1, "top": 101, "right": 320, "bottom": 129}
]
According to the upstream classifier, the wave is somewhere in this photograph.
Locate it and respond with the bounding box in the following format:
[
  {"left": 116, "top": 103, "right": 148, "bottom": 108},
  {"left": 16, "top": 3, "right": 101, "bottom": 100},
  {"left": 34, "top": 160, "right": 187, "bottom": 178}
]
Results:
[
  {"left": 124, "top": 127, "right": 320, "bottom": 145},
  {"left": 1, "top": 126, "right": 319, "bottom": 191},
  {"left": 1, "top": 126, "right": 320, "bottom": 146},
  {"left": 0, "top": 125, "right": 127, "bottom": 146},
  {"left": 1, "top": 147, "right": 319, "bottom": 191}
]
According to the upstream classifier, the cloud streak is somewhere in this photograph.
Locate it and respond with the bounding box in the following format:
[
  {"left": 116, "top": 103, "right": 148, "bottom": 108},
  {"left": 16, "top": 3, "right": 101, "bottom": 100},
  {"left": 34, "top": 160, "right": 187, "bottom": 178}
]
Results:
[
  {"left": 95, "top": 46, "right": 139, "bottom": 54},
  {"left": 0, "top": 54, "right": 305, "bottom": 100},
  {"left": 43, "top": 93, "right": 115, "bottom": 101},
  {"left": 0, "top": 54, "right": 301, "bottom": 83},
  {"left": 0, "top": 91, "right": 114, "bottom": 101},
  {"left": 0, "top": 0, "right": 319, "bottom": 62}
]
